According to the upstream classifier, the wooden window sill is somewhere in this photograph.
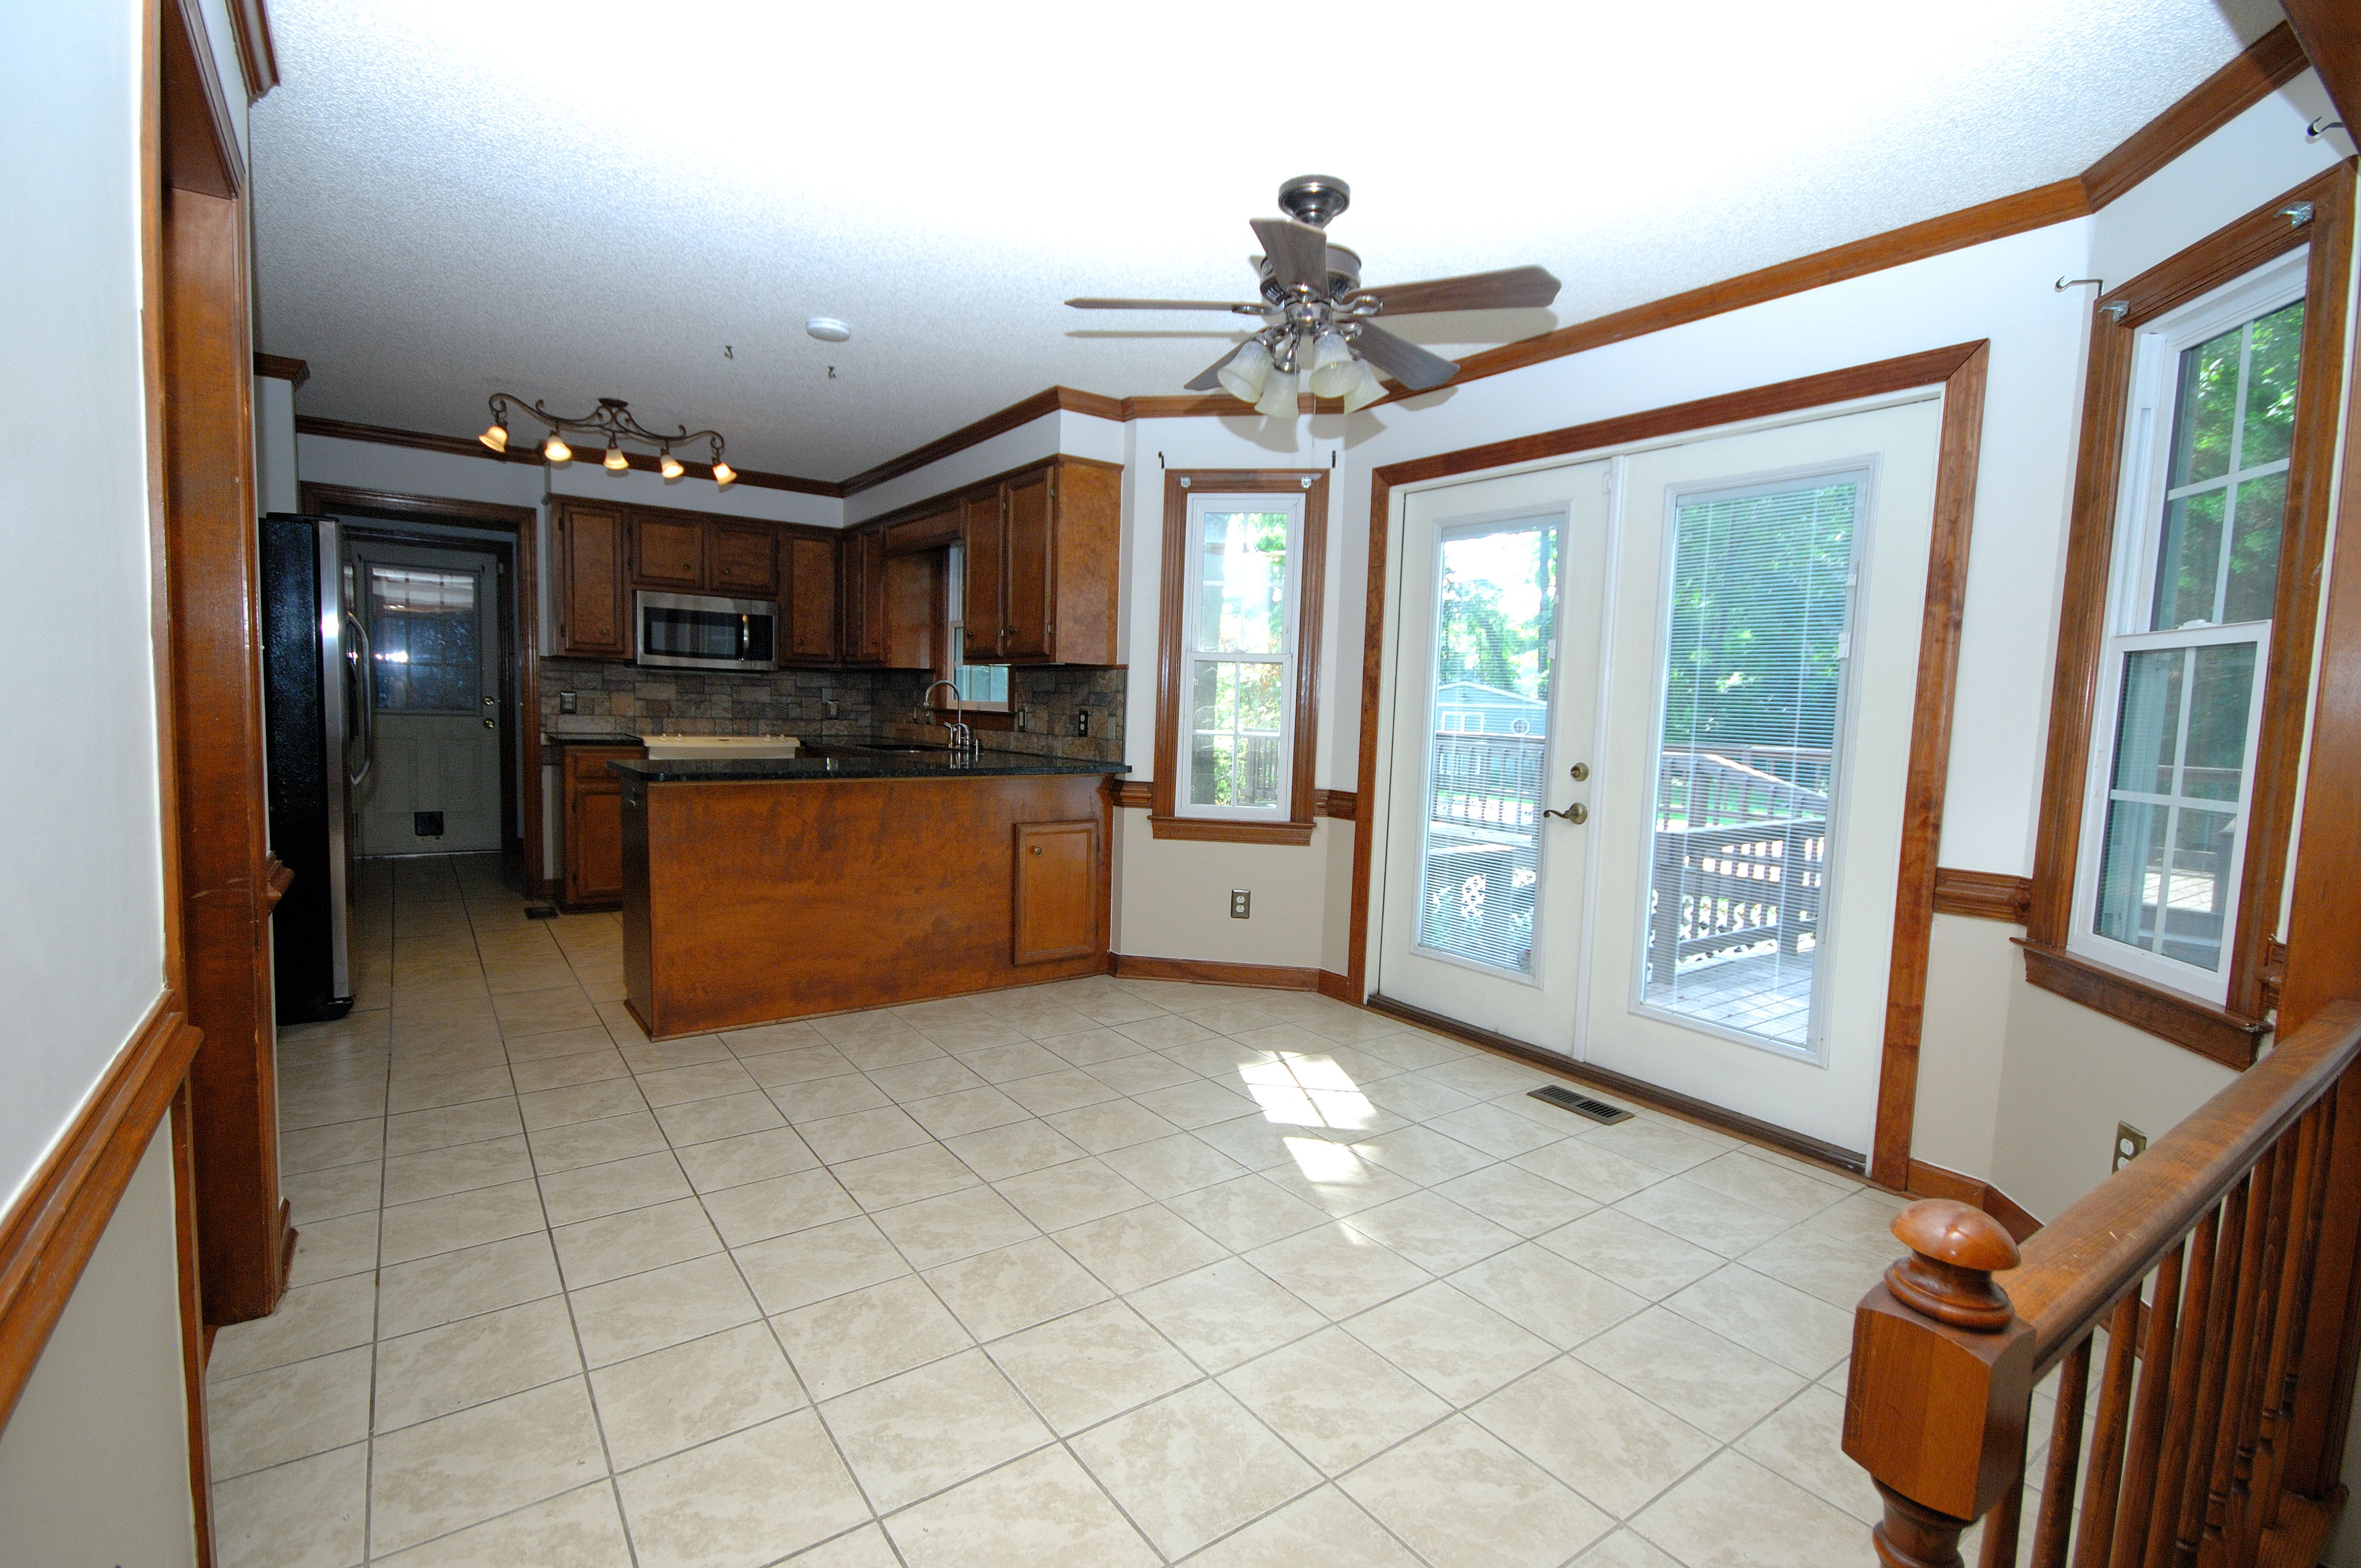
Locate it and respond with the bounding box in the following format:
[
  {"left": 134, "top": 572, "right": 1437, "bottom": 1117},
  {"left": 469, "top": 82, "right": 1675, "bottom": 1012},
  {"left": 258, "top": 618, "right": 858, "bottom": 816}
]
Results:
[
  {"left": 2016, "top": 940, "right": 2270, "bottom": 1070},
  {"left": 1147, "top": 814, "right": 1315, "bottom": 846}
]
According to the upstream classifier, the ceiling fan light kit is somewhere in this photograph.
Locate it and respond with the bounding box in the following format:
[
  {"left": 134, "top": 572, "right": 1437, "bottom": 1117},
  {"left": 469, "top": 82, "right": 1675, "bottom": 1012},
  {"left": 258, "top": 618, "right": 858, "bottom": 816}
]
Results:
[
  {"left": 478, "top": 393, "right": 737, "bottom": 486},
  {"left": 1067, "top": 175, "right": 1562, "bottom": 420}
]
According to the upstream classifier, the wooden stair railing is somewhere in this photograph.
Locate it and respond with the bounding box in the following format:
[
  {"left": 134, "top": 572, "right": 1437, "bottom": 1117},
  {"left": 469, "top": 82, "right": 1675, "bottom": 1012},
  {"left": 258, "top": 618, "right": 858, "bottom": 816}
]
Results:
[{"left": 1845, "top": 999, "right": 2361, "bottom": 1568}]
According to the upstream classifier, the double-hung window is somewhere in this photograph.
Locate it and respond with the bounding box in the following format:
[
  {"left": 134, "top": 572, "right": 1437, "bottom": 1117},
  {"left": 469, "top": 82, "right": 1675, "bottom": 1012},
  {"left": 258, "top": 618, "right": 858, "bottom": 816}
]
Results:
[
  {"left": 1152, "top": 472, "right": 1328, "bottom": 842},
  {"left": 2070, "top": 258, "right": 2305, "bottom": 999},
  {"left": 941, "top": 543, "right": 1011, "bottom": 712}
]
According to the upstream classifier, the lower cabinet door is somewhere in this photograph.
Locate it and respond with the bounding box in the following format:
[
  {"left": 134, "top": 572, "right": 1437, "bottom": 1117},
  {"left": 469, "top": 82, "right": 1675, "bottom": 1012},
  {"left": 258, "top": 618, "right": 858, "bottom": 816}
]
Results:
[{"left": 1012, "top": 819, "right": 1100, "bottom": 964}]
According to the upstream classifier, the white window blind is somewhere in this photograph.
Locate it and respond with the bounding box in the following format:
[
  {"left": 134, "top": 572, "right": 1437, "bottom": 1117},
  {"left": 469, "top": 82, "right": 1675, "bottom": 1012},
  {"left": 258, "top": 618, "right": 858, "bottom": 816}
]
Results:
[
  {"left": 1180, "top": 494, "right": 1302, "bottom": 816},
  {"left": 1640, "top": 476, "right": 1860, "bottom": 1052}
]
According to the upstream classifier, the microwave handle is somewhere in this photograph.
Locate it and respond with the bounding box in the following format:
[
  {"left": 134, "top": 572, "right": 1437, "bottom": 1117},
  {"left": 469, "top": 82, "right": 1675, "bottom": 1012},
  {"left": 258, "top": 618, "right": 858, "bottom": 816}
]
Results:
[{"left": 739, "top": 614, "right": 750, "bottom": 663}]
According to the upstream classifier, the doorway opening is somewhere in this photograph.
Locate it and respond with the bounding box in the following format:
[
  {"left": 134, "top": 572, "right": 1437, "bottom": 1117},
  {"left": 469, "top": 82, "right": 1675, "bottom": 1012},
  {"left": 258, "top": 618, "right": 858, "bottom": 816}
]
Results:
[{"left": 298, "top": 484, "right": 543, "bottom": 885}]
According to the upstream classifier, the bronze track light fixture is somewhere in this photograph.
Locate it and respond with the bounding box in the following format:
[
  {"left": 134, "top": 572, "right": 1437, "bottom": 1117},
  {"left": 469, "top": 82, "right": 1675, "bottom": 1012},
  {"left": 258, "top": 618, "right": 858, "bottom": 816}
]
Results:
[{"left": 479, "top": 394, "right": 736, "bottom": 487}]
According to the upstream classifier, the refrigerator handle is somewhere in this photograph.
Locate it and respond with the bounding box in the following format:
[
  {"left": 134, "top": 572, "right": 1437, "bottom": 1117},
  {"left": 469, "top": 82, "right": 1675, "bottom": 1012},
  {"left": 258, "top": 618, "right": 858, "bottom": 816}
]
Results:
[{"left": 346, "top": 611, "right": 377, "bottom": 787}]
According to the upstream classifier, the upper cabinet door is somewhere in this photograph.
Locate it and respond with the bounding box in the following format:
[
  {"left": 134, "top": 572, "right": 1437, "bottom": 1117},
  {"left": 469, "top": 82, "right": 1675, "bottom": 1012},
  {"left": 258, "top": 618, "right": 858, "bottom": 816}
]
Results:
[
  {"left": 554, "top": 502, "right": 630, "bottom": 659},
  {"left": 845, "top": 525, "right": 886, "bottom": 663},
  {"left": 710, "top": 522, "right": 779, "bottom": 599},
  {"left": 785, "top": 535, "right": 839, "bottom": 662},
  {"left": 1002, "top": 467, "right": 1054, "bottom": 661},
  {"left": 961, "top": 488, "right": 1007, "bottom": 659},
  {"left": 633, "top": 515, "right": 705, "bottom": 590}
]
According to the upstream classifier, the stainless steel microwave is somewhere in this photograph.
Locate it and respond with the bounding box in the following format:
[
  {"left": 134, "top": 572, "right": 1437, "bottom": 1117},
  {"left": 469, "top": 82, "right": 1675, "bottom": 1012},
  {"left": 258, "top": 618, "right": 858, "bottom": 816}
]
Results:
[{"left": 637, "top": 590, "right": 780, "bottom": 671}]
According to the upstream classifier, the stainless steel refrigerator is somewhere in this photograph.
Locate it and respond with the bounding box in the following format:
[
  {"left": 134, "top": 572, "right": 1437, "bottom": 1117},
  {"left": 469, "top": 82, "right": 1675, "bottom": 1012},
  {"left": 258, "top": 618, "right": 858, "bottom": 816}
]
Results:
[{"left": 260, "top": 512, "right": 368, "bottom": 1021}]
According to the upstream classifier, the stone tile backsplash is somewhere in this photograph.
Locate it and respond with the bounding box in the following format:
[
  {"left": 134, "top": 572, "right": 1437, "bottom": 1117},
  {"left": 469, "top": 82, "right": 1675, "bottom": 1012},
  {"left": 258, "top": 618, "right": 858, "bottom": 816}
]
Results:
[{"left": 540, "top": 660, "right": 1125, "bottom": 764}]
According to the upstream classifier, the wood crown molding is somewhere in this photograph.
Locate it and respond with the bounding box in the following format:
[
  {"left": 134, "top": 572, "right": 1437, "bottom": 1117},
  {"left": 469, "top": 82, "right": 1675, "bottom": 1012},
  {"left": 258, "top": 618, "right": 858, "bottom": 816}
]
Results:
[
  {"left": 2017, "top": 941, "right": 2270, "bottom": 1070},
  {"left": 227, "top": 0, "right": 280, "bottom": 101},
  {"left": 2282, "top": 4, "right": 2359, "bottom": 134},
  {"left": 293, "top": 415, "right": 846, "bottom": 498},
  {"left": 2078, "top": 23, "right": 2310, "bottom": 209},
  {"left": 0, "top": 995, "right": 203, "bottom": 1432},
  {"left": 1933, "top": 867, "right": 2033, "bottom": 923},
  {"left": 252, "top": 352, "right": 308, "bottom": 387}
]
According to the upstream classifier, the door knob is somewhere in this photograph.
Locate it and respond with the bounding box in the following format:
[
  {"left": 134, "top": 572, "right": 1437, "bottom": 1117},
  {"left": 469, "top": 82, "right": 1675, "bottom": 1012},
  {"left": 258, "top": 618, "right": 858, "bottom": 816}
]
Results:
[{"left": 1543, "top": 802, "right": 1588, "bottom": 824}]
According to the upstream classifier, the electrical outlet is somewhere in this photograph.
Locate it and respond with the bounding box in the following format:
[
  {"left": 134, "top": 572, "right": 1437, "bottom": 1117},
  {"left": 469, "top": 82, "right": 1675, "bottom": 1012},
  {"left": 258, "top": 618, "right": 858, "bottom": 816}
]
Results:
[
  {"left": 559, "top": 690, "right": 578, "bottom": 714},
  {"left": 1074, "top": 711, "right": 1091, "bottom": 737},
  {"left": 1229, "top": 889, "right": 1250, "bottom": 919},
  {"left": 2113, "top": 1121, "right": 2148, "bottom": 1172},
  {"left": 1015, "top": 707, "right": 1030, "bottom": 731}
]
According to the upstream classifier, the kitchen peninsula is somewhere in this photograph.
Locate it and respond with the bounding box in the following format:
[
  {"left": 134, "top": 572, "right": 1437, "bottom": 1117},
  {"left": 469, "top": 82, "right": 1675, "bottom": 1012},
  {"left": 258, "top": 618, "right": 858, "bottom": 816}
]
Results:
[{"left": 616, "top": 745, "right": 1126, "bottom": 1038}]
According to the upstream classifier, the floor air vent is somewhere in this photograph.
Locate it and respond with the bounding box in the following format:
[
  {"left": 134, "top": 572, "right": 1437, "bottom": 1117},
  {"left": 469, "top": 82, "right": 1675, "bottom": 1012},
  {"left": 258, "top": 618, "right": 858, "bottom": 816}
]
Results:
[
  {"left": 1528, "top": 1085, "right": 1633, "bottom": 1125},
  {"left": 524, "top": 906, "right": 559, "bottom": 921}
]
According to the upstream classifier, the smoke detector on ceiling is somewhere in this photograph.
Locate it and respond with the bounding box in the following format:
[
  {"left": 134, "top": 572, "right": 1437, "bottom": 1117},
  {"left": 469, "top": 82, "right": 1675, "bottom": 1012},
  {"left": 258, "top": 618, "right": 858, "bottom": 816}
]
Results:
[{"left": 806, "top": 317, "right": 852, "bottom": 342}]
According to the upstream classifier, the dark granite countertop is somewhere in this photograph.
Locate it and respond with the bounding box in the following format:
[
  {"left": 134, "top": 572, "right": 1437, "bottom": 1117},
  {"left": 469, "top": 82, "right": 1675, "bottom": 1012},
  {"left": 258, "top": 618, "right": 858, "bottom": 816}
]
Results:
[
  {"left": 542, "top": 733, "right": 647, "bottom": 748},
  {"left": 611, "top": 745, "right": 1129, "bottom": 783}
]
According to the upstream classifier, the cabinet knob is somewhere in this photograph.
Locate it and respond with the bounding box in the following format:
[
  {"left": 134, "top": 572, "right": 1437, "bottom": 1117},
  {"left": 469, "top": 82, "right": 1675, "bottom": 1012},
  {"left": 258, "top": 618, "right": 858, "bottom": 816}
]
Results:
[{"left": 1031, "top": 845, "right": 1042, "bottom": 855}]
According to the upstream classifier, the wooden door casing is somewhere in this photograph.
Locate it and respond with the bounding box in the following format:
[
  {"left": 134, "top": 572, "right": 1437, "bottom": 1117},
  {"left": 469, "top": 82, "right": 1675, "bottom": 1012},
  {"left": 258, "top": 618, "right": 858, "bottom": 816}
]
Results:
[
  {"left": 1014, "top": 818, "right": 1101, "bottom": 963},
  {"left": 710, "top": 522, "right": 779, "bottom": 598},
  {"left": 553, "top": 502, "right": 630, "bottom": 659}
]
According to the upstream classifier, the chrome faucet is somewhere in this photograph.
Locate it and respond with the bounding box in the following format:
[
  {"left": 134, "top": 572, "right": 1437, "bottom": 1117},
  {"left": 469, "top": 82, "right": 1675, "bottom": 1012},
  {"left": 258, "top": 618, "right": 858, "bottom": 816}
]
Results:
[{"left": 922, "top": 679, "right": 975, "bottom": 756}]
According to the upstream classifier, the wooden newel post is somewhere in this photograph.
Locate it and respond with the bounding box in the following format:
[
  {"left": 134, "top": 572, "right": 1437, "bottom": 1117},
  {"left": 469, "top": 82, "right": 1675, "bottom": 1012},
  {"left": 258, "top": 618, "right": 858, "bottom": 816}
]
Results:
[{"left": 1843, "top": 1200, "right": 2036, "bottom": 1568}]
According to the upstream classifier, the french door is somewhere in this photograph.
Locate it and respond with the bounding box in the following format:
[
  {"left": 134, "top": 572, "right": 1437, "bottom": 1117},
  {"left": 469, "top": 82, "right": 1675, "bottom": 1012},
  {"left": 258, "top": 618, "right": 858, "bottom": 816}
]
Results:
[
  {"left": 1377, "top": 461, "right": 1612, "bottom": 1052},
  {"left": 1375, "top": 397, "right": 1947, "bottom": 1157}
]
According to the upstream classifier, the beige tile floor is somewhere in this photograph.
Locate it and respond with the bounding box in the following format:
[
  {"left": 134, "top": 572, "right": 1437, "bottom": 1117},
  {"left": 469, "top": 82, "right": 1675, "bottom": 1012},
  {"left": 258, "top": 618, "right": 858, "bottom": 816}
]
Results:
[{"left": 210, "top": 851, "right": 1923, "bottom": 1568}]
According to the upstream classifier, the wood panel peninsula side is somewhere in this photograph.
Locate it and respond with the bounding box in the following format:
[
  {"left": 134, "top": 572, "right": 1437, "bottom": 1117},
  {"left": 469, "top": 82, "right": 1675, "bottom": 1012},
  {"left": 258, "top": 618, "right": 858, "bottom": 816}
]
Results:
[{"left": 615, "top": 748, "right": 1125, "bottom": 1038}]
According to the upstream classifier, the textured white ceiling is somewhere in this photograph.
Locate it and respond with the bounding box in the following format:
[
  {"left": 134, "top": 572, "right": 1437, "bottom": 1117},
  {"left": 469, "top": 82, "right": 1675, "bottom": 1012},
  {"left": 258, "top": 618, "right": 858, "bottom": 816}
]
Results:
[{"left": 252, "top": 0, "right": 2283, "bottom": 481}]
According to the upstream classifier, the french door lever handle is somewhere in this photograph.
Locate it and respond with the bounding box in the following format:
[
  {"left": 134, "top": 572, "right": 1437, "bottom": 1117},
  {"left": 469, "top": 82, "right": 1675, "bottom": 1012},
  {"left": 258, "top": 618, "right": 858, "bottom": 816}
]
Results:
[{"left": 1543, "top": 803, "right": 1588, "bottom": 824}]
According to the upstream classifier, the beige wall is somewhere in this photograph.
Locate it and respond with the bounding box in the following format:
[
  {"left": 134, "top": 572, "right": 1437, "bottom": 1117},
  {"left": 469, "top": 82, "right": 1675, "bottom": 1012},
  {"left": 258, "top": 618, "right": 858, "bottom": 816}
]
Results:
[
  {"left": 1115, "top": 815, "right": 1342, "bottom": 972},
  {"left": 0, "top": 1128, "right": 196, "bottom": 1566}
]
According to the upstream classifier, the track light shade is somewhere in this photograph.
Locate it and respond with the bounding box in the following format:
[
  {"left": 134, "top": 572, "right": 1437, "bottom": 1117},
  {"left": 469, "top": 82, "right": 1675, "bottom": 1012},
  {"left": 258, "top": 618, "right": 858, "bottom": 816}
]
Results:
[
  {"left": 603, "top": 442, "right": 630, "bottom": 471},
  {"left": 660, "top": 449, "right": 684, "bottom": 480},
  {"left": 711, "top": 461, "right": 737, "bottom": 487},
  {"left": 478, "top": 422, "right": 508, "bottom": 453},
  {"left": 542, "top": 434, "right": 573, "bottom": 464}
]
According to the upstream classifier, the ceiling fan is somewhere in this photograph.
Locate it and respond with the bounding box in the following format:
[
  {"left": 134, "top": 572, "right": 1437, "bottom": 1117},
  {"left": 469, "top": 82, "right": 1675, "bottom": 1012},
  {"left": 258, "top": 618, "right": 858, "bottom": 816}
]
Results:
[{"left": 1067, "top": 174, "right": 1561, "bottom": 415}]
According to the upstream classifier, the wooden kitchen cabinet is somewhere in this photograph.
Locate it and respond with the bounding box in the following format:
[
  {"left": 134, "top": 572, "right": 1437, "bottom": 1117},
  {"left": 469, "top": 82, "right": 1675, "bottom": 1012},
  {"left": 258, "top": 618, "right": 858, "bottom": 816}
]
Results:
[
  {"left": 957, "top": 455, "right": 1123, "bottom": 666},
  {"left": 558, "top": 743, "right": 645, "bottom": 908},
  {"left": 1013, "top": 819, "right": 1101, "bottom": 963},
  {"left": 840, "top": 523, "right": 886, "bottom": 665},
  {"left": 710, "top": 522, "right": 779, "bottom": 598},
  {"left": 633, "top": 515, "right": 706, "bottom": 590},
  {"left": 552, "top": 500, "right": 631, "bottom": 659},
  {"left": 784, "top": 533, "right": 838, "bottom": 662}
]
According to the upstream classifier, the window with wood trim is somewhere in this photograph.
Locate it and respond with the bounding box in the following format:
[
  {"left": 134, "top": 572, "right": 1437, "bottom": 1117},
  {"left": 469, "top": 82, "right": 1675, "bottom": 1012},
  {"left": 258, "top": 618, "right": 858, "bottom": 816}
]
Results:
[
  {"left": 1152, "top": 470, "right": 1328, "bottom": 844},
  {"left": 2027, "top": 166, "right": 2353, "bottom": 1065},
  {"left": 941, "top": 543, "right": 1011, "bottom": 712}
]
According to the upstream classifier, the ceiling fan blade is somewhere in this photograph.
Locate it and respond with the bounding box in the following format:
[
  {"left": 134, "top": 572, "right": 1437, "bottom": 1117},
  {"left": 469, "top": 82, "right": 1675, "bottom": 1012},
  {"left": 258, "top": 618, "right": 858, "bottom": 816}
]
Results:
[
  {"left": 1353, "top": 265, "right": 1563, "bottom": 315},
  {"left": 1183, "top": 345, "right": 1244, "bottom": 392},
  {"left": 1352, "top": 323, "right": 1460, "bottom": 393},
  {"left": 1065, "top": 297, "right": 1263, "bottom": 311},
  {"left": 1250, "top": 217, "right": 1329, "bottom": 293}
]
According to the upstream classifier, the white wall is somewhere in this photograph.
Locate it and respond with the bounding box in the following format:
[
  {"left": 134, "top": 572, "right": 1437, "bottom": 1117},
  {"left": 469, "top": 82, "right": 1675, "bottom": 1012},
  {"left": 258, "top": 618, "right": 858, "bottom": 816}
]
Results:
[
  {"left": 254, "top": 374, "right": 299, "bottom": 514},
  {"left": 0, "top": 1130, "right": 195, "bottom": 1566},
  {"left": 1, "top": 0, "right": 167, "bottom": 1217}
]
